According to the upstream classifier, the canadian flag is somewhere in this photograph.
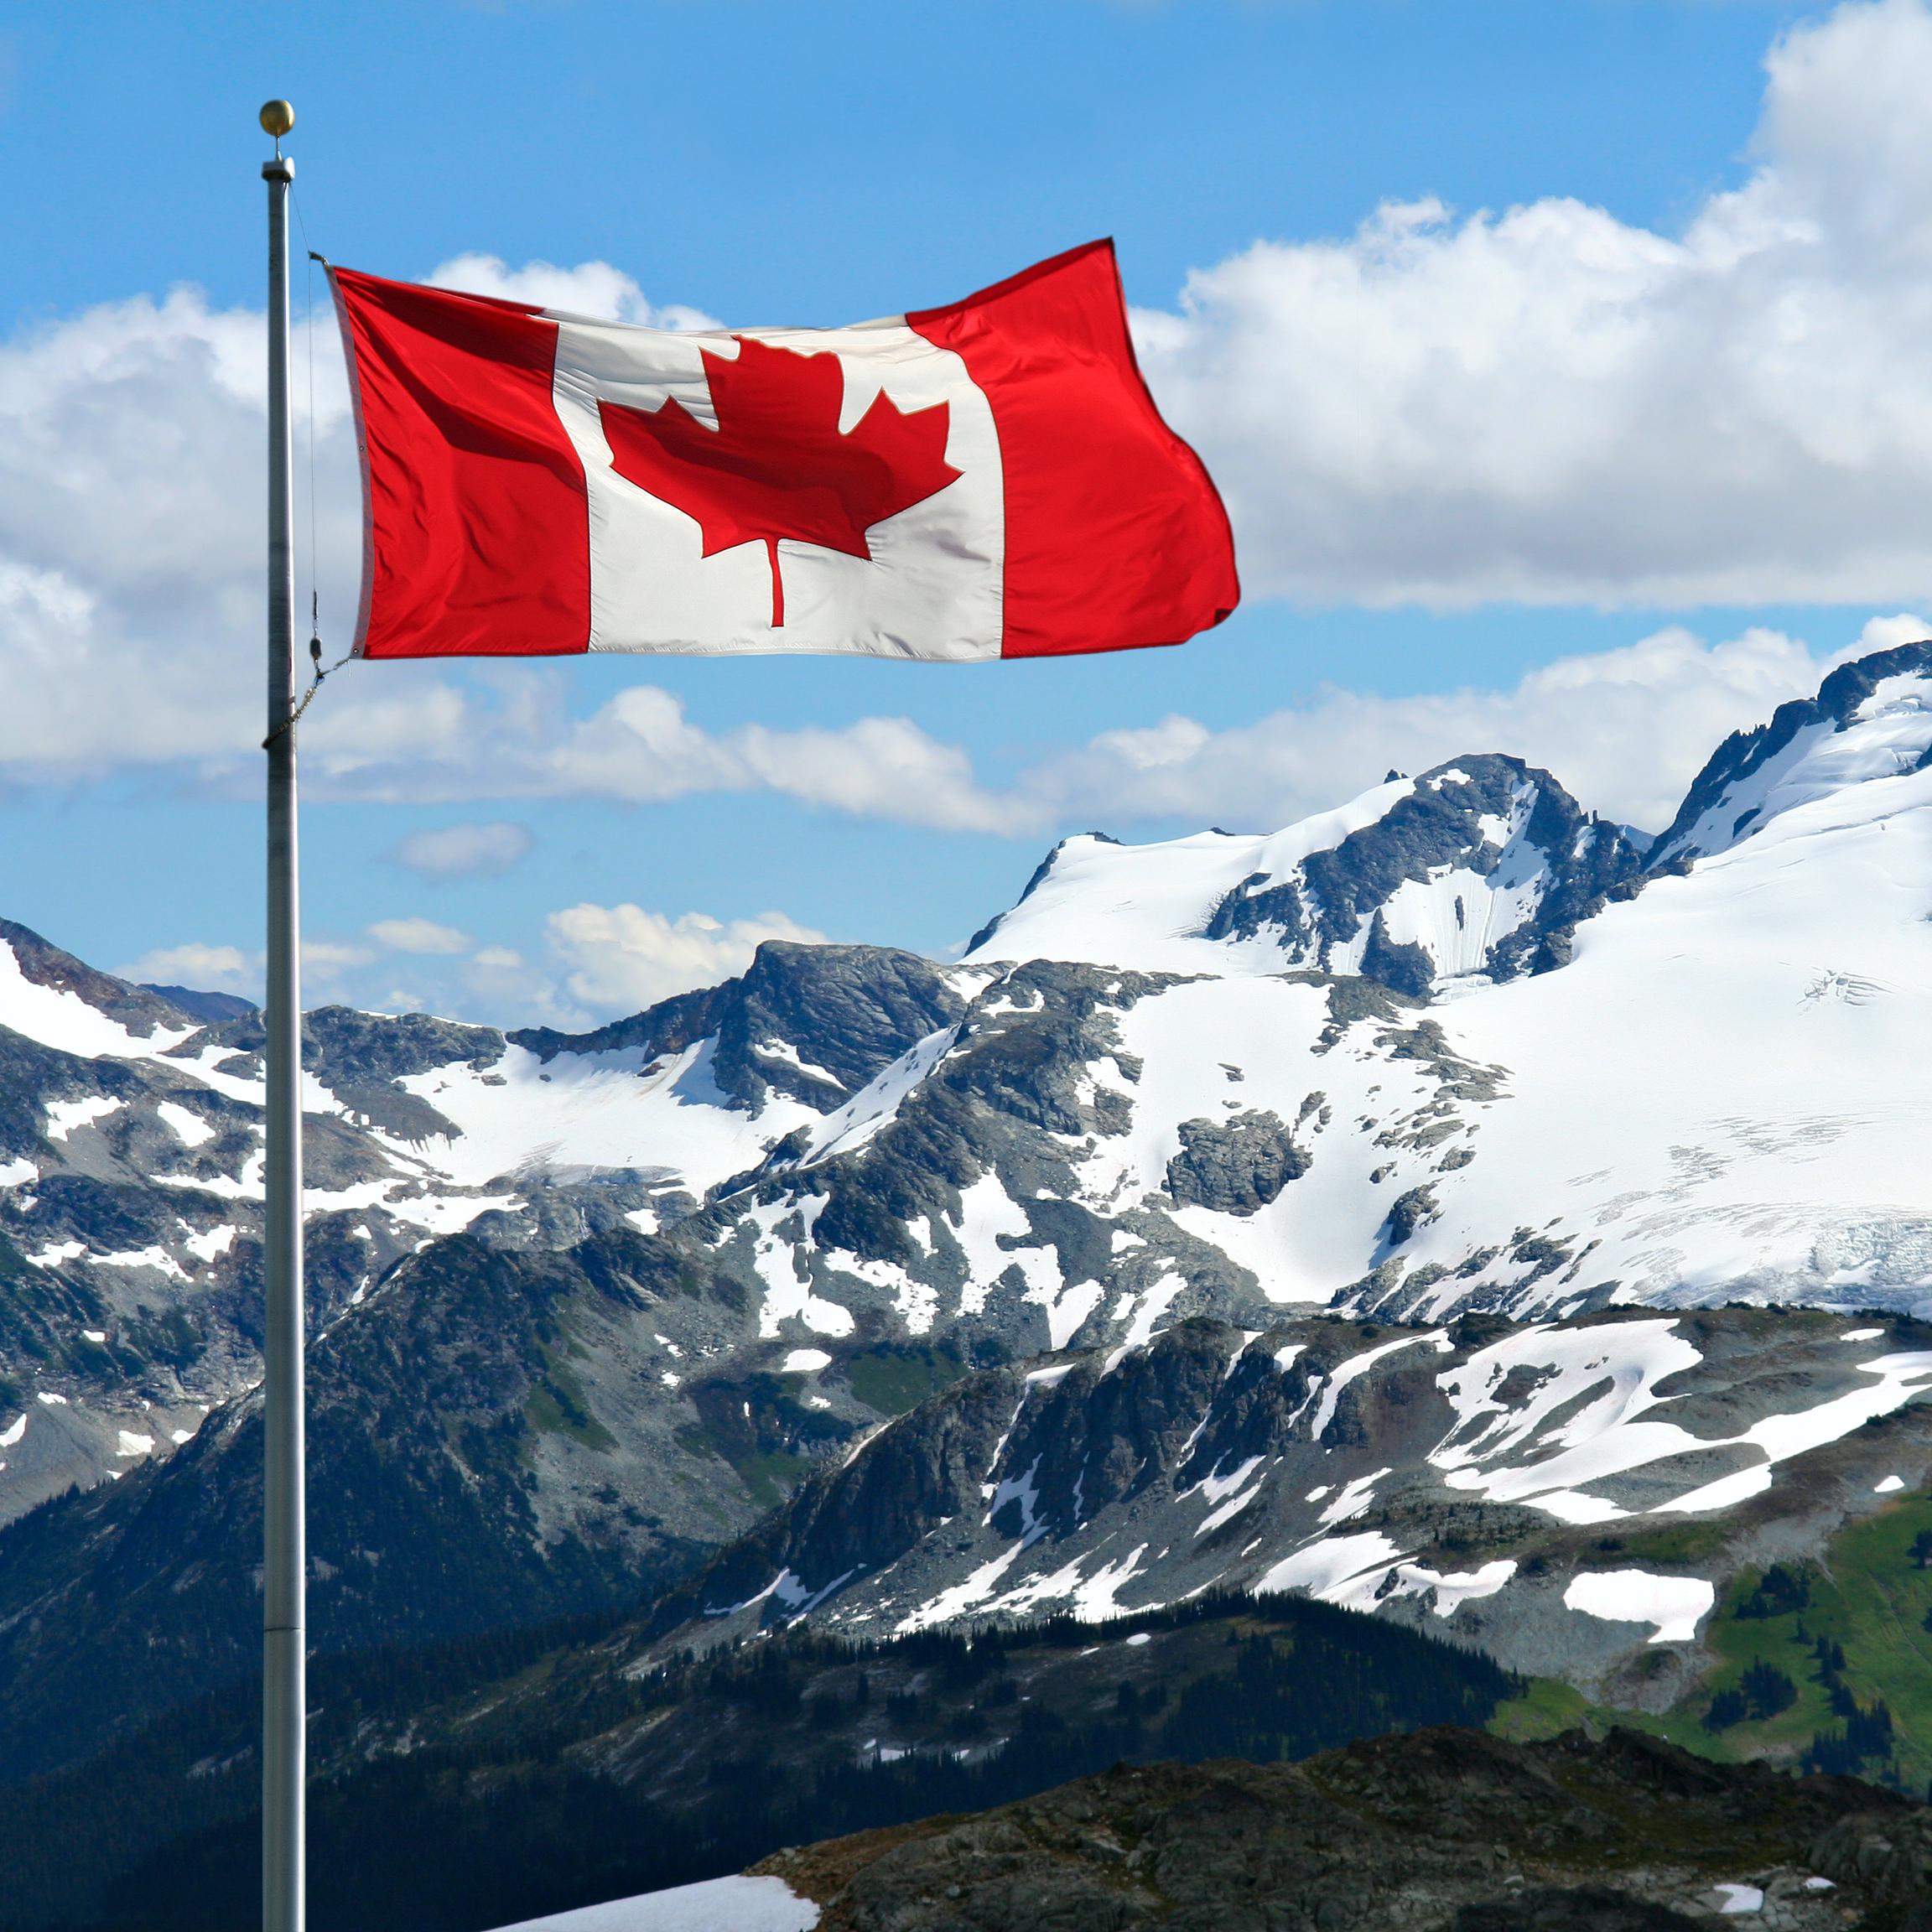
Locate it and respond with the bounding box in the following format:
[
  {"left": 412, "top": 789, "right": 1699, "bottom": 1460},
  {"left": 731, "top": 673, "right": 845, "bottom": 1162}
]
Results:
[{"left": 329, "top": 242, "right": 1237, "bottom": 662}]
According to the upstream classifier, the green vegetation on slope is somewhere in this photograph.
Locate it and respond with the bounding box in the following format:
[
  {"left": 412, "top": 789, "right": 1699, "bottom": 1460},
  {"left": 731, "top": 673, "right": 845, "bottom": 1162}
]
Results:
[
  {"left": 840, "top": 1342, "right": 970, "bottom": 1416},
  {"left": 1648, "top": 1491, "right": 1932, "bottom": 1789},
  {"left": 1491, "top": 1491, "right": 1932, "bottom": 1793}
]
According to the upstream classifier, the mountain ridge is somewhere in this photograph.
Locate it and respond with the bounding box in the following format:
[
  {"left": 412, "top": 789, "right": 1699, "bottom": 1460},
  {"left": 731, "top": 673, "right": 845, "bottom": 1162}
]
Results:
[{"left": 0, "top": 645, "right": 1928, "bottom": 1787}]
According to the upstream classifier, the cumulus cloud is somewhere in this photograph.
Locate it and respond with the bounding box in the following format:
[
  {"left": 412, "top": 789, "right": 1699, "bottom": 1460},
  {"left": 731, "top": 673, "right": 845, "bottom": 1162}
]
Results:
[
  {"left": 389, "top": 821, "right": 535, "bottom": 880},
  {"left": 0, "top": 278, "right": 360, "bottom": 776},
  {"left": 302, "top": 678, "right": 1031, "bottom": 833},
  {"left": 1017, "top": 616, "right": 1913, "bottom": 835},
  {"left": 546, "top": 904, "right": 828, "bottom": 1015},
  {"left": 1133, "top": 0, "right": 1932, "bottom": 606},
  {"left": 314, "top": 615, "right": 1908, "bottom": 836},
  {"left": 119, "top": 941, "right": 253, "bottom": 992},
  {"left": 302, "top": 938, "right": 376, "bottom": 972},
  {"left": 427, "top": 253, "right": 718, "bottom": 330},
  {"left": 366, "top": 917, "right": 473, "bottom": 956}
]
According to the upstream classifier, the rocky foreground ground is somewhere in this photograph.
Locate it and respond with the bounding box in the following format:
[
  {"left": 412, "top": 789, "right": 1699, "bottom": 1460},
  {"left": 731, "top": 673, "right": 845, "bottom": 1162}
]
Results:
[{"left": 754, "top": 1725, "right": 1932, "bottom": 1931}]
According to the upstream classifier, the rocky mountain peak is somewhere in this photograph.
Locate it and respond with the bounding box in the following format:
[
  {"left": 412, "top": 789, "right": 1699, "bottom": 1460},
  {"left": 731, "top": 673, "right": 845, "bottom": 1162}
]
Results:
[
  {"left": 511, "top": 942, "right": 964, "bottom": 1117},
  {"left": 0, "top": 917, "right": 205, "bottom": 1044},
  {"left": 1202, "top": 751, "right": 1645, "bottom": 994},
  {"left": 965, "top": 753, "right": 1645, "bottom": 998},
  {"left": 1650, "top": 638, "right": 1932, "bottom": 866}
]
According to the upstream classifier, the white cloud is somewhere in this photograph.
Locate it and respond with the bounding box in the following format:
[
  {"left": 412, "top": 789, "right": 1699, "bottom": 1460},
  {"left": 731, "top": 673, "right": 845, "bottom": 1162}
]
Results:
[
  {"left": 389, "top": 821, "right": 534, "bottom": 880},
  {"left": 547, "top": 904, "right": 828, "bottom": 1014},
  {"left": 120, "top": 941, "right": 252, "bottom": 991},
  {"left": 1015, "top": 617, "right": 1911, "bottom": 835},
  {"left": 366, "top": 917, "right": 472, "bottom": 956},
  {"left": 1131, "top": 0, "right": 1932, "bottom": 606},
  {"left": 230, "top": 901, "right": 834, "bottom": 1030},
  {"left": 302, "top": 677, "right": 1031, "bottom": 833},
  {"left": 302, "top": 938, "right": 375, "bottom": 973},
  {"left": 0, "top": 279, "right": 359, "bottom": 775},
  {"left": 427, "top": 254, "right": 718, "bottom": 331},
  {"left": 326, "top": 615, "right": 1883, "bottom": 842},
  {"left": 286, "top": 614, "right": 1899, "bottom": 837}
]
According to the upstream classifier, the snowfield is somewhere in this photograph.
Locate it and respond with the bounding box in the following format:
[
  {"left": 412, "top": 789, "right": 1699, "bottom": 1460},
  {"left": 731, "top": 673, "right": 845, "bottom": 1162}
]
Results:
[
  {"left": 771, "top": 652, "right": 1932, "bottom": 1326},
  {"left": 1422, "top": 759, "right": 1932, "bottom": 1312},
  {"left": 1564, "top": 1571, "right": 1716, "bottom": 1645},
  {"left": 486, "top": 1874, "right": 817, "bottom": 1932},
  {"left": 397, "top": 1038, "right": 814, "bottom": 1193}
]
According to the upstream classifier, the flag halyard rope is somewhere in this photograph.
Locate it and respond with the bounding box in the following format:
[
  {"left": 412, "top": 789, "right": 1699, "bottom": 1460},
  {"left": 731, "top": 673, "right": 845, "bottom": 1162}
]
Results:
[
  {"left": 262, "top": 206, "right": 349, "bottom": 750},
  {"left": 263, "top": 606, "right": 351, "bottom": 748}
]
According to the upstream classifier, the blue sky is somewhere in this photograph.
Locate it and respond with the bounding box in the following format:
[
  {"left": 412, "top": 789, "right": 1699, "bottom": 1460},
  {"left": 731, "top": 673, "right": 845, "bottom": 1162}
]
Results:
[{"left": 1, "top": 0, "right": 1924, "bottom": 1026}]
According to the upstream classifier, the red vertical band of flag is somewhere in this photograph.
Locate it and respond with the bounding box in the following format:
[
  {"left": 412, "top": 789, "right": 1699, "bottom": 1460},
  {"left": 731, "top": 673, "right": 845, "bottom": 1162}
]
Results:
[
  {"left": 908, "top": 240, "right": 1238, "bottom": 660},
  {"left": 330, "top": 268, "right": 590, "bottom": 657}
]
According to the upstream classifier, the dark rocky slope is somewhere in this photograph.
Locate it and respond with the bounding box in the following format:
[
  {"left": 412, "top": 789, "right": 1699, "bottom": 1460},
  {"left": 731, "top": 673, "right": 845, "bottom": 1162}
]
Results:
[
  {"left": 0, "top": 1218, "right": 868, "bottom": 1780},
  {"left": 764, "top": 1725, "right": 1923, "bottom": 1931}
]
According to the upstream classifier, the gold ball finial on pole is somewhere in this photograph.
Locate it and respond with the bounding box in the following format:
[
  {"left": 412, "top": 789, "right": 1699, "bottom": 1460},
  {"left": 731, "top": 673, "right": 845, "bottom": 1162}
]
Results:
[{"left": 259, "top": 99, "right": 295, "bottom": 140}]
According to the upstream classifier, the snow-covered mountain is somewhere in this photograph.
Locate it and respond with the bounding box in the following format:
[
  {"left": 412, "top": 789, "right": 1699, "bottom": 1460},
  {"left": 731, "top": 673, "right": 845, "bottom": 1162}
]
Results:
[
  {"left": 682, "top": 641, "right": 1932, "bottom": 1358},
  {"left": 3, "top": 642, "right": 1930, "bottom": 1530},
  {"left": 966, "top": 748, "right": 1645, "bottom": 991},
  {"left": 0, "top": 639, "right": 1930, "bottom": 1798},
  {"left": 0, "top": 924, "right": 962, "bottom": 1517}
]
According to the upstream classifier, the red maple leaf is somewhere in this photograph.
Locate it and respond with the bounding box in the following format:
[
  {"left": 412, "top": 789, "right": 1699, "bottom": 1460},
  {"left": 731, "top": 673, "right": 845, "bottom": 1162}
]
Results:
[{"left": 599, "top": 337, "right": 963, "bottom": 628}]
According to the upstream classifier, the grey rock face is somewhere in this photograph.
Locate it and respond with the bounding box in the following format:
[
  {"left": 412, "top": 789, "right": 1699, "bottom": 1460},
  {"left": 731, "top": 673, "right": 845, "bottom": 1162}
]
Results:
[
  {"left": 712, "top": 942, "right": 969, "bottom": 1112},
  {"left": 514, "top": 943, "right": 964, "bottom": 1115},
  {"left": 1199, "top": 754, "right": 1646, "bottom": 994},
  {"left": 689, "top": 958, "right": 1284, "bottom": 1365},
  {"left": 1165, "top": 1110, "right": 1306, "bottom": 1215}
]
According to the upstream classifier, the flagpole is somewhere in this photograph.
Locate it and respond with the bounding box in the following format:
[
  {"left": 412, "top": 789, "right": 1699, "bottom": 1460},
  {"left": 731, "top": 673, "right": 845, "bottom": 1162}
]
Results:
[{"left": 259, "top": 98, "right": 306, "bottom": 1932}]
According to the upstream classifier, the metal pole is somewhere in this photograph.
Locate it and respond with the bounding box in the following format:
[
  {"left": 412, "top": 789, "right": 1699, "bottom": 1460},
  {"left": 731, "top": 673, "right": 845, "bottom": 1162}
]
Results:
[{"left": 259, "top": 100, "right": 304, "bottom": 1932}]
